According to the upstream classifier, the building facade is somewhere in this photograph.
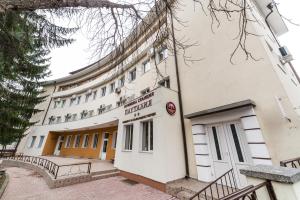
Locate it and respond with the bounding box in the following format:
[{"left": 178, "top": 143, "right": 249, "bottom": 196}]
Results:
[{"left": 17, "top": 0, "right": 300, "bottom": 191}]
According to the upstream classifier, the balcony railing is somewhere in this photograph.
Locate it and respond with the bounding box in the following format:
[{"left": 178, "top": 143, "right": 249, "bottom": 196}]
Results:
[
  {"left": 280, "top": 157, "right": 300, "bottom": 168},
  {"left": 1, "top": 155, "right": 91, "bottom": 179}
]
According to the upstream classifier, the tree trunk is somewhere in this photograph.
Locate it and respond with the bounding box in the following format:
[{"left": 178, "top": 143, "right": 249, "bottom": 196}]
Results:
[{"left": 0, "top": 0, "right": 135, "bottom": 12}]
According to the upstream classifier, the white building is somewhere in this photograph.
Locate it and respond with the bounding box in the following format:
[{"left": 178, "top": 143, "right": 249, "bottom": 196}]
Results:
[{"left": 17, "top": 0, "right": 300, "bottom": 191}]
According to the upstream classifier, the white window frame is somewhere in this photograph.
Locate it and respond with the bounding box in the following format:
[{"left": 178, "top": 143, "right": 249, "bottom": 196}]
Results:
[
  {"left": 142, "top": 59, "right": 151, "bottom": 74},
  {"left": 37, "top": 136, "right": 45, "bottom": 148},
  {"left": 158, "top": 77, "right": 170, "bottom": 88},
  {"left": 65, "top": 135, "right": 72, "bottom": 148},
  {"left": 74, "top": 135, "right": 80, "bottom": 148},
  {"left": 77, "top": 96, "right": 81, "bottom": 105},
  {"left": 29, "top": 136, "right": 37, "bottom": 148},
  {"left": 101, "top": 87, "right": 106, "bottom": 97},
  {"left": 82, "top": 134, "right": 89, "bottom": 148},
  {"left": 157, "top": 47, "right": 168, "bottom": 63},
  {"left": 140, "top": 120, "right": 153, "bottom": 152},
  {"left": 61, "top": 99, "right": 66, "bottom": 108},
  {"left": 93, "top": 90, "right": 97, "bottom": 100},
  {"left": 110, "top": 82, "right": 115, "bottom": 93},
  {"left": 129, "top": 68, "right": 136, "bottom": 82},
  {"left": 119, "top": 76, "right": 125, "bottom": 87},
  {"left": 92, "top": 133, "right": 99, "bottom": 149},
  {"left": 123, "top": 124, "right": 133, "bottom": 151}
]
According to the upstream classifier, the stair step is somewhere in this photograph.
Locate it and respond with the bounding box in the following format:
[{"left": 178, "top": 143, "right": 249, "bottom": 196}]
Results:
[
  {"left": 176, "top": 190, "right": 195, "bottom": 200},
  {"left": 91, "top": 171, "right": 119, "bottom": 181},
  {"left": 91, "top": 169, "right": 118, "bottom": 176}
]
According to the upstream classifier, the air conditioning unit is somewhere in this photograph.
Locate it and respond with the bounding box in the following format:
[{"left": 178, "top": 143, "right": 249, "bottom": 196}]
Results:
[
  {"left": 279, "top": 46, "right": 293, "bottom": 63},
  {"left": 115, "top": 87, "right": 121, "bottom": 94}
]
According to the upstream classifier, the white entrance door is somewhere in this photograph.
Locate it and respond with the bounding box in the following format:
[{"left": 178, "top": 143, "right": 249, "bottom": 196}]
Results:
[
  {"left": 207, "top": 121, "right": 251, "bottom": 188},
  {"left": 100, "top": 133, "right": 109, "bottom": 160},
  {"left": 54, "top": 136, "right": 64, "bottom": 156}
]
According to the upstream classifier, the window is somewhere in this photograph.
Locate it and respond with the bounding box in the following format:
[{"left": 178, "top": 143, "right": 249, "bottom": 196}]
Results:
[
  {"left": 37, "top": 136, "right": 45, "bottom": 148},
  {"left": 85, "top": 93, "right": 91, "bottom": 102},
  {"left": 158, "top": 77, "right": 170, "bottom": 88},
  {"left": 230, "top": 124, "right": 244, "bottom": 162},
  {"left": 112, "top": 132, "right": 117, "bottom": 149},
  {"left": 142, "top": 59, "right": 151, "bottom": 73},
  {"left": 141, "top": 88, "right": 150, "bottom": 95},
  {"left": 101, "top": 87, "right": 106, "bottom": 97},
  {"left": 65, "top": 135, "right": 72, "bottom": 148},
  {"left": 92, "top": 133, "right": 99, "bottom": 148},
  {"left": 49, "top": 116, "right": 56, "bottom": 124},
  {"left": 70, "top": 98, "right": 76, "bottom": 106},
  {"left": 56, "top": 116, "right": 62, "bottom": 123},
  {"left": 77, "top": 96, "right": 81, "bottom": 105},
  {"left": 74, "top": 135, "right": 80, "bottom": 148},
  {"left": 65, "top": 114, "right": 72, "bottom": 122},
  {"left": 124, "top": 124, "right": 133, "bottom": 150},
  {"left": 119, "top": 76, "right": 125, "bottom": 87},
  {"left": 212, "top": 127, "right": 222, "bottom": 160},
  {"left": 54, "top": 101, "right": 60, "bottom": 108},
  {"left": 129, "top": 68, "right": 136, "bottom": 82},
  {"left": 82, "top": 134, "right": 89, "bottom": 148},
  {"left": 61, "top": 100, "right": 66, "bottom": 108},
  {"left": 88, "top": 110, "right": 94, "bottom": 117},
  {"left": 141, "top": 120, "right": 153, "bottom": 152},
  {"left": 110, "top": 82, "right": 115, "bottom": 93},
  {"left": 93, "top": 90, "right": 97, "bottom": 100},
  {"left": 29, "top": 136, "right": 36, "bottom": 148},
  {"left": 157, "top": 47, "right": 168, "bottom": 62}
]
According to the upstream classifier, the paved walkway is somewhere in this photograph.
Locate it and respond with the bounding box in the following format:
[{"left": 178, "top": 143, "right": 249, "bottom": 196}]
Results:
[{"left": 2, "top": 167, "right": 175, "bottom": 200}]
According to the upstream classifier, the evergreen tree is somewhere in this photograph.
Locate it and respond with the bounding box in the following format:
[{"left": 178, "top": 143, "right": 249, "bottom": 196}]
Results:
[{"left": 0, "top": 10, "right": 77, "bottom": 151}]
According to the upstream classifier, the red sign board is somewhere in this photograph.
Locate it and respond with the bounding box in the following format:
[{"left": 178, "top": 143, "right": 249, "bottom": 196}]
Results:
[{"left": 166, "top": 102, "right": 176, "bottom": 115}]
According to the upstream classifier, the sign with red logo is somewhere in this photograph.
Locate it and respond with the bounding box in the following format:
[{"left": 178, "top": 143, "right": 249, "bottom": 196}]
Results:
[{"left": 166, "top": 102, "right": 176, "bottom": 115}]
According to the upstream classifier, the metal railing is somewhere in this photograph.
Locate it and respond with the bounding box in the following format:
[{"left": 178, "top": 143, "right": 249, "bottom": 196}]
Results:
[
  {"left": 189, "top": 168, "right": 238, "bottom": 200},
  {"left": 220, "top": 181, "right": 277, "bottom": 200},
  {"left": 280, "top": 157, "right": 300, "bottom": 168},
  {"left": 1, "top": 155, "right": 91, "bottom": 179}
]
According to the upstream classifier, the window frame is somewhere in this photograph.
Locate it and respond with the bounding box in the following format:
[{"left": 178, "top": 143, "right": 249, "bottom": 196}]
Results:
[
  {"left": 129, "top": 68, "right": 136, "bottom": 82},
  {"left": 74, "top": 135, "right": 81, "bottom": 148},
  {"left": 123, "top": 124, "right": 133, "bottom": 151},
  {"left": 65, "top": 135, "right": 72, "bottom": 148},
  {"left": 82, "top": 134, "right": 89, "bottom": 148},
  {"left": 92, "top": 133, "right": 99, "bottom": 149},
  {"left": 110, "top": 82, "right": 115, "bottom": 93},
  {"left": 29, "top": 136, "right": 37, "bottom": 148},
  {"left": 142, "top": 59, "right": 151, "bottom": 74},
  {"left": 37, "top": 136, "right": 45, "bottom": 148},
  {"left": 140, "top": 120, "right": 153, "bottom": 152},
  {"left": 101, "top": 87, "right": 106, "bottom": 97}
]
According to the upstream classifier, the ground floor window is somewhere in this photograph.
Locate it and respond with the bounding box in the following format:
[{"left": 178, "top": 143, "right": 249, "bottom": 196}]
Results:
[
  {"left": 65, "top": 135, "right": 72, "bottom": 148},
  {"left": 37, "top": 136, "right": 45, "bottom": 148},
  {"left": 74, "top": 135, "right": 80, "bottom": 148},
  {"left": 92, "top": 133, "right": 99, "bottom": 148},
  {"left": 124, "top": 124, "right": 133, "bottom": 150},
  {"left": 141, "top": 120, "right": 153, "bottom": 152},
  {"left": 112, "top": 131, "right": 117, "bottom": 149},
  {"left": 82, "top": 135, "right": 89, "bottom": 148}
]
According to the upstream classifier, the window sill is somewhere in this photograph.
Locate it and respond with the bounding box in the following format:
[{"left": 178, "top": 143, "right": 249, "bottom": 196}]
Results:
[
  {"left": 122, "top": 150, "right": 132, "bottom": 152},
  {"left": 139, "top": 150, "right": 153, "bottom": 154}
]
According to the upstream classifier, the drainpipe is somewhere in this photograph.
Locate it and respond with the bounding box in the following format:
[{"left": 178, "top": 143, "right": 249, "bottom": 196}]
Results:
[
  {"left": 169, "top": 8, "right": 190, "bottom": 178},
  {"left": 265, "top": 3, "right": 300, "bottom": 83}
]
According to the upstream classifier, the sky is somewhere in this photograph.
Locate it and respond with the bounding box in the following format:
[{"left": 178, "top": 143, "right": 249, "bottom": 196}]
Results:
[{"left": 47, "top": 0, "right": 300, "bottom": 80}]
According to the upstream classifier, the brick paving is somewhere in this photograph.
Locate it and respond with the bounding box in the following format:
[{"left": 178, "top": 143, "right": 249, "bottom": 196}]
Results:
[{"left": 2, "top": 167, "right": 175, "bottom": 200}]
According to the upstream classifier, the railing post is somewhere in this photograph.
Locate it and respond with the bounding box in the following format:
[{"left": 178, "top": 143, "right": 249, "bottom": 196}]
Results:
[
  {"left": 55, "top": 165, "right": 59, "bottom": 179},
  {"left": 87, "top": 162, "right": 91, "bottom": 174},
  {"left": 266, "top": 180, "right": 277, "bottom": 200}
]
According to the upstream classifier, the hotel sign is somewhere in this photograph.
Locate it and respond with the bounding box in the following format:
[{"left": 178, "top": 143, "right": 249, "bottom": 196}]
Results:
[
  {"left": 166, "top": 102, "right": 176, "bottom": 115},
  {"left": 124, "top": 92, "right": 154, "bottom": 115}
]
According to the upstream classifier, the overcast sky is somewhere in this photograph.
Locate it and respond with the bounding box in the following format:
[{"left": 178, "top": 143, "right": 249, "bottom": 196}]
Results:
[{"left": 48, "top": 0, "right": 300, "bottom": 80}]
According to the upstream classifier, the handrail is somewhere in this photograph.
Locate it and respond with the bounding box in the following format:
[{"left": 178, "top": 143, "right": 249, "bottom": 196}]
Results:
[
  {"left": 280, "top": 157, "right": 300, "bottom": 168},
  {"left": 189, "top": 168, "right": 238, "bottom": 200},
  {"left": 221, "top": 181, "right": 277, "bottom": 200},
  {"left": 1, "top": 155, "right": 91, "bottom": 179}
]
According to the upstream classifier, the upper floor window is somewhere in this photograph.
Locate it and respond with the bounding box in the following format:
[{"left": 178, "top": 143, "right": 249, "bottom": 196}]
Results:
[
  {"left": 142, "top": 59, "right": 151, "bottom": 74},
  {"left": 93, "top": 90, "right": 97, "bottom": 100},
  {"left": 37, "top": 136, "right": 45, "bottom": 148},
  {"left": 56, "top": 116, "right": 62, "bottom": 123},
  {"left": 29, "top": 136, "right": 37, "bottom": 148},
  {"left": 54, "top": 101, "right": 60, "bottom": 108},
  {"left": 158, "top": 77, "right": 170, "bottom": 88},
  {"left": 141, "top": 120, "right": 153, "bottom": 152},
  {"left": 70, "top": 97, "right": 76, "bottom": 106},
  {"left": 77, "top": 96, "right": 81, "bottom": 105},
  {"left": 101, "top": 87, "right": 106, "bottom": 97},
  {"left": 85, "top": 93, "right": 91, "bottom": 102},
  {"left": 110, "top": 82, "right": 115, "bottom": 93},
  {"left": 123, "top": 124, "right": 133, "bottom": 151},
  {"left": 61, "top": 99, "right": 66, "bottom": 108},
  {"left": 129, "top": 68, "right": 136, "bottom": 82},
  {"left": 119, "top": 76, "right": 125, "bottom": 88},
  {"left": 157, "top": 47, "right": 168, "bottom": 62}
]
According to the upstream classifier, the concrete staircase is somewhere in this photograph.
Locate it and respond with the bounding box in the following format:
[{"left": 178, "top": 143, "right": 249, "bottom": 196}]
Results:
[{"left": 91, "top": 169, "right": 119, "bottom": 181}]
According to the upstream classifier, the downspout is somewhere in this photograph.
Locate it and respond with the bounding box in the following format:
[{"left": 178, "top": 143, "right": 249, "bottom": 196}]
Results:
[
  {"left": 265, "top": 3, "right": 300, "bottom": 83},
  {"left": 169, "top": 8, "right": 190, "bottom": 178},
  {"left": 42, "top": 82, "right": 57, "bottom": 125}
]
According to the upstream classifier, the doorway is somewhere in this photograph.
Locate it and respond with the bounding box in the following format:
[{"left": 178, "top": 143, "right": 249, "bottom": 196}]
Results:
[
  {"left": 207, "top": 121, "right": 251, "bottom": 187},
  {"left": 100, "top": 133, "right": 109, "bottom": 160},
  {"left": 54, "top": 136, "right": 64, "bottom": 156}
]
